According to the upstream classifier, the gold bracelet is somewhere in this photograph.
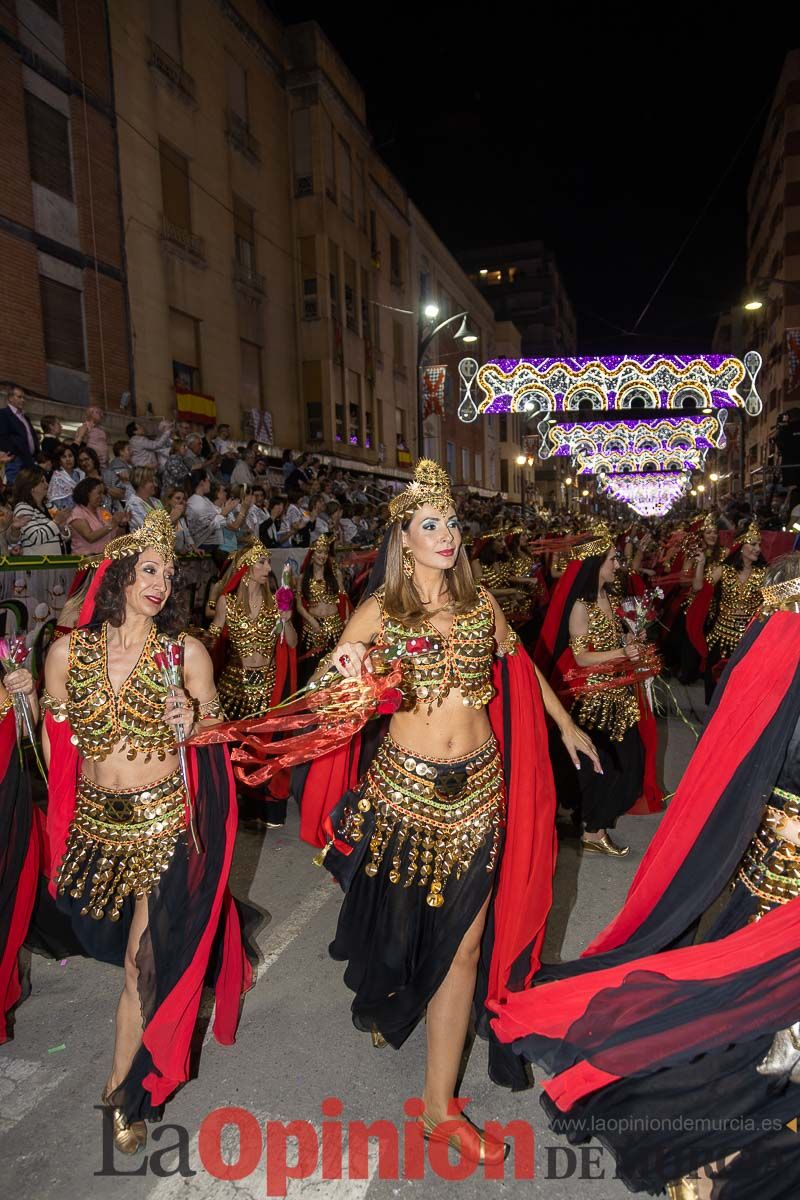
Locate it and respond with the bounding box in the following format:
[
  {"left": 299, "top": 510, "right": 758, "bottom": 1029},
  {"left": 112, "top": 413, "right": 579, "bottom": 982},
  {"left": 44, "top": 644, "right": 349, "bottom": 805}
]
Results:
[
  {"left": 198, "top": 694, "right": 222, "bottom": 719},
  {"left": 207, "top": 623, "right": 223, "bottom": 639},
  {"left": 496, "top": 630, "right": 520, "bottom": 657},
  {"left": 207, "top": 599, "right": 217, "bottom": 612}
]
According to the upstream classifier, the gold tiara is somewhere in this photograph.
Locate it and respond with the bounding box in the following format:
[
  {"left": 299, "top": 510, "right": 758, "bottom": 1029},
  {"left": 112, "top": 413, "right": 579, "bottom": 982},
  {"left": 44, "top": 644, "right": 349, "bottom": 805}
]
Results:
[
  {"left": 236, "top": 539, "right": 271, "bottom": 570},
  {"left": 760, "top": 576, "right": 800, "bottom": 617},
  {"left": 701, "top": 512, "right": 717, "bottom": 532},
  {"left": 570, "top": 524, "right": 614, "bottom": 561},
  {"left": 103, "top": 507, "right": 175, "bottom": 563},
  {"left": 388, "top": 458, "right": 454, "bottom": 523},
  {"left": 313, "top": 533, "right": 335, "bottom": 551},
  {"left": 741, "top": 520, "right": 761, "bottom": 545}
]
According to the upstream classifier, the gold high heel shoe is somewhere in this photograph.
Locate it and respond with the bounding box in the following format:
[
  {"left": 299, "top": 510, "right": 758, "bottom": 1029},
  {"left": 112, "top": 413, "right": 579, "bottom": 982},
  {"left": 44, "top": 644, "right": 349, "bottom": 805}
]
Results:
[
  {"left": 581, "top": 833, "right": 629, "bottom": 857},
  {"left": 100, "top": 1088, "right": 147, "bottom": 1154},
  {"left": 419, "top": 1111, "right": 509, "bottom": 1166},
  {"left": 666, "top": 1176, "right": 700, "bottom": 1200},
  {"left": 370, "top": 1025, "right": 387, "bottom": 1048}
]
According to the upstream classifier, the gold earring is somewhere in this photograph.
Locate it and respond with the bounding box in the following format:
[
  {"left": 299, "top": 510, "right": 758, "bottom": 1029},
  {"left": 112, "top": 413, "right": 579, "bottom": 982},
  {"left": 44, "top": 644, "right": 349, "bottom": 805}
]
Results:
[{"left": 402, "top": 549, "right": 415, "bottom": 579}]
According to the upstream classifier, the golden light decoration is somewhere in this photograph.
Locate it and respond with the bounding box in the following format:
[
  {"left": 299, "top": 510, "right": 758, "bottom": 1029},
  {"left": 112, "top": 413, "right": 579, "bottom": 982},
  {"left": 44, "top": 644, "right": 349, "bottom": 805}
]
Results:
[{"left": 537, "top": 413, "right": 726, "bottom": 475}]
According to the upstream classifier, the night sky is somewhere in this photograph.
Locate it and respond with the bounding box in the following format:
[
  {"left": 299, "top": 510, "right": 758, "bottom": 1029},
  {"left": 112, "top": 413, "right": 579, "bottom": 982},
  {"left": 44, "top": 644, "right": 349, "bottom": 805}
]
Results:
[{"left": 277, "top": 5, "right": 793, "bottom": 354}]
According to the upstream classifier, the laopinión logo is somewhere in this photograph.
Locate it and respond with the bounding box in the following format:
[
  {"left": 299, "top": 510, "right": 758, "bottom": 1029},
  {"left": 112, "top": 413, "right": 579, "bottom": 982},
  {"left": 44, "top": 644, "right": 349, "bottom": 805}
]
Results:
[{"left": 95, "top": 1097, "right": 535, "bottom": 1194}]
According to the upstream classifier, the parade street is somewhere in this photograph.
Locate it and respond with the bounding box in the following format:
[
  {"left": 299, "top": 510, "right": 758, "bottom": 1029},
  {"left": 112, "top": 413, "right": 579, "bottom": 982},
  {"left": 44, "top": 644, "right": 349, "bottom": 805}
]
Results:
[{"left": 1, "top": 689, "right": 700, "bottom": 1200}]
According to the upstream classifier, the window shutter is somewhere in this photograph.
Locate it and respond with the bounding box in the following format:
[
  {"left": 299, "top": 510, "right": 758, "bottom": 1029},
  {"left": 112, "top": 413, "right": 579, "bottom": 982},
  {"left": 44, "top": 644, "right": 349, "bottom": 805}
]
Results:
[
  {"left": 40, "top": 277, "right": 85, "bottom": 369},
  {"left": 24, "top": 92, "right": 73, "bottom": 200}
]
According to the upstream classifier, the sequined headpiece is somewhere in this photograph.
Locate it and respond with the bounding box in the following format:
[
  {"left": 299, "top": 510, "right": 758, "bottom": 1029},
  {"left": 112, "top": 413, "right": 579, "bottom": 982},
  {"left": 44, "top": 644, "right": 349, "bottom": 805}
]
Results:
[
  {"left": 388, "top": 459, "right": 454, "bottom": 524},
  {"left": 236, "top": 539, "right": 272, "bottom": 570},
  {"left": 701, "top": 512, "right": 718, "bottom": 533},
  {"left": 760, "top": 576, "right": 800, "bottom": 616},
  {"left": 313, "top": 533, "right": 335, "bottom": 552},
  {"left": 103, "top": 507, "right": 175, "bottom": 563},
  {"left": 569, "top": 523, "right": 614, "bottom": 561},
  {"left": 741, "top": 519, "right": 761, "bottom": 545}
]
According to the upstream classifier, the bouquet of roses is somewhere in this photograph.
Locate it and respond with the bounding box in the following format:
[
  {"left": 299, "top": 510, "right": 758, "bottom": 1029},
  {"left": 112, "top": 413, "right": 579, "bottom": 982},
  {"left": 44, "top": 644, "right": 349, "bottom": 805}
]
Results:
[
  {"left": 0, "top": 634, "right": 46, "bottom": 780},
  {"left": 274, "top": 563, "right": 295, "bottom": 643},
  {"left": 153, "top": 639, "right": 202, "bottom": 853},
  {"left": 617, "top": 587, "right": 664, "bottom": 640}
]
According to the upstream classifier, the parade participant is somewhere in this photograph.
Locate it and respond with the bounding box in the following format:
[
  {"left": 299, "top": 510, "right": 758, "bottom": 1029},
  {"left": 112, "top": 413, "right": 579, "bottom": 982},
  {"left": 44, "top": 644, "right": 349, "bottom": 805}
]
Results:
[
  {"left": 296, "top": 460, "right": 600, "bottom": 1164},
  {"left": 0, "top": 664, "right": 41, "bottom": 1042},
  {"left": 535, "top": 525, "right": 662, "bottom": 856},
  {"left": 471, "top": 532, "right": 525, "bottom": 618},
  {"left": 662, "top": 513, "right": 724, "bottom": 683},
  {"left": 494, "top": 553, "right": 800, "bottom": 1199},
  {"left": 505, "top": 527, "right": 548, "bottom": 639},
  {"left": 41, "top": 508, "right": 252, "bottom": 1152},
  {"left": 704, "top": 520, "right": 766, "bottom": 702},
  {"left": 209, "top": 539, "right": 297, "bottom": 826},
  {"left": 295, "top": 533, "right": 351, "bottom": 685}
]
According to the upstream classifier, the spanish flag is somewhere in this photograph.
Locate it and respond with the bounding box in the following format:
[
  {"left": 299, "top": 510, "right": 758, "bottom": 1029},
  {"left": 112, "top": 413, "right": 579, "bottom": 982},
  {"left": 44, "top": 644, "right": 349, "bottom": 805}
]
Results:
[{"left": 175, "top": 385, "right": 216, "bottom": 426}]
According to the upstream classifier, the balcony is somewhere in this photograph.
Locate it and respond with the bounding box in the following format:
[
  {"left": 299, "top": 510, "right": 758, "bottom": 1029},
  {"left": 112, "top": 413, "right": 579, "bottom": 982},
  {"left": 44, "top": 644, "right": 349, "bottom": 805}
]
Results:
[
  {"left": 225, "top": 108, "right": 260, "bottom": 164},
  {"left": 233, "top": 257, "right": 265, "bottom": 298},
  {"left": 148, "top": 40, "right": 197, "bottom": 107},
  {"left": 160, "top": 214, "right": 206, "bottom": 264}
]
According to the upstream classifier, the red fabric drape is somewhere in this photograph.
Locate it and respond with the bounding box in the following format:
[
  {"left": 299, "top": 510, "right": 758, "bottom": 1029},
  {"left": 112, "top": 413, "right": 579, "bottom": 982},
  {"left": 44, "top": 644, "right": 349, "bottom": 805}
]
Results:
[
  {"left": 684, "top": 581, "right": 713, "bottom": 669},
  {"left": 0, "top": 710, "right": 38, "bottom": 1042}
]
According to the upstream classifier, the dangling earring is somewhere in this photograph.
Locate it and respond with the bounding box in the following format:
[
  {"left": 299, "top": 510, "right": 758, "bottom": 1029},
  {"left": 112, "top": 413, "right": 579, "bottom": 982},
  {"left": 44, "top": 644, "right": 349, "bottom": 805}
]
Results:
[{"left": 403, "top": 549, "right": 415, "bottom": 579}]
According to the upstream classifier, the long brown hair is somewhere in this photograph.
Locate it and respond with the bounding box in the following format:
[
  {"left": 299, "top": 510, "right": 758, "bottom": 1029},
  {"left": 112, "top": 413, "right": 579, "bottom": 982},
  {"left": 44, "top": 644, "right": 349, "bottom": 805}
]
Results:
[{"left": 382, "top": 519, "right": 478, "bottom": 624}]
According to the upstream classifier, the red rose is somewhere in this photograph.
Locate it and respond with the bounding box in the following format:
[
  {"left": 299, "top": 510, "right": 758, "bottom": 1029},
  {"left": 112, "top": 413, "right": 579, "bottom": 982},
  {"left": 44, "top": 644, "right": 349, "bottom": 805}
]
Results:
[
  {"left": 378, "top": 687, "right": 403, "bottom": 714},
  {"left": 405, "top": 636, "right": 432, "bottom": 655},
  {"left": 153, "top": 651, "right": 169, "bottom": 672}
]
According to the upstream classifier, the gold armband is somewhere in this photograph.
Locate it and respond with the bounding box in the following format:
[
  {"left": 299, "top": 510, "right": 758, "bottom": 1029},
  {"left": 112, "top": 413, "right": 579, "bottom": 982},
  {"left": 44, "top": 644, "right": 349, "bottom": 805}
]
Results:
[
  {"left": 495, "top": 630, "right": 520, "bottom": 657},
  {"left": 569, "top": 634, "right": 591, "bottom": 655},
  {"left": 41, "top": 689, "right": 69, "bottom": 721},
  {"left": 198, "top": 694, "right": 222, "bottom": 719},
  {"left": 207, "top": 623, "right": 223, "bottom": 640},
  {"left": 207, "top": 599, "right": 216, "bottom": 612}
]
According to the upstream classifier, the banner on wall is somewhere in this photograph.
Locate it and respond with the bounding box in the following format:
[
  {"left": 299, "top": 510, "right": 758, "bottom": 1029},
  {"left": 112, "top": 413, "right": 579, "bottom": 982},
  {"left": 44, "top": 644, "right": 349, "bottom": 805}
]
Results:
[
  {"left": 175, "top": 385, "right": 216, "bottom": 426},
  {"left": 422, "top": 365, "right": 447, "bottom": 418}
]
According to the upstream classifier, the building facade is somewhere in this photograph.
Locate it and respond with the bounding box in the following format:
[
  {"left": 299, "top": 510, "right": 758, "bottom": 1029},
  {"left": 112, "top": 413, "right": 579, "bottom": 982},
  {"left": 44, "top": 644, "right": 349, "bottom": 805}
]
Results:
[
  {"left": 0, "top": 0, "right": 131, "bottom": 430},
  {"left": 743, "top": 49, "right": 800, "bottom": 494}
]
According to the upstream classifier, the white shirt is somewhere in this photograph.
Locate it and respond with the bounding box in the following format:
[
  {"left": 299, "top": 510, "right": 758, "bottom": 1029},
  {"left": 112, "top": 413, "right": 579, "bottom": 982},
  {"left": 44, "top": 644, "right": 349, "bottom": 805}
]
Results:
[{"left": 186, "top": 493, "right": 225, "bottom": 547}]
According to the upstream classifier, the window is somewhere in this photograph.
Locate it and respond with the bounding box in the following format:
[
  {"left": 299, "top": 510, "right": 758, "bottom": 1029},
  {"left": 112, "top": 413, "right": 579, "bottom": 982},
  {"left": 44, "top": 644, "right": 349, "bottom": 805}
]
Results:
[
  {"left": 40, "top": 277, "right": 85, "bottom": 370},
  {"left": 233, "top": 196, "right": 255, "bottom": 269},
  {"left": 475, "top": 453, "right": 482, "bottom": 482},
  {"left": 446, "top": 441, "right": 456, "bottom": 479},
  {"left": 303, "top": 361, "right": 323, "bottom": 442},
  {"left": 392, "top": 319, "right": 404, "bottom": 370},
  {"left": 373, "top": 298, "right": 382, "bottom": 350},
  {"left": 25, "top": 92, "right": 72, "bottom": 200},
  {"left": 461, "top": 447, "right": 470, "bottom": 482},
  {"left": 225, "top": 51, "right": 247, "bottom": 122},
  {"left": 499, "top": 414, "right": 508, "bottom": 441},
  {"left": 169, "top": 307, "right": 201, "bottom": 391},
  {"left": 360, "top": 268, "right": 370, "bottom": 338},
  {"left": 396, "top": 407, "right": 409, "bottom": 459},
  {"left": 337, "top": 136, "right": 353, "bottom": 217},
  {"left": 240, "top": 339, "right": 262, "bottom": 408},
  {"left": 292, "top": 108, "right": 313, "bottom": 195},
  {"left": 151, "top": 0, "right": 181, "bottom": 61},
  {"left": 347, "top": 370, "right": 360, "bottom": 445},
  {"left": 500, "top": 458, "right": 509, "bottom": 493},
  {"left": 369, "top": 210, "right": 378, "bottom": 257},
  {"left": 390, "top": 235, "right": 402, "bottom": 286},
  {"left": 299, "top": 236, "right": 318, "bottom": 320},
  {"left": 322, "top": 112, "right": 336, "bottom": 199},
  {"left": 344, "top": 254, "right": 357, "bottom": 333},
  {"left": 328, "top": 239, "right": 340, "bottom": 321},
  {"left": 159, "top": 138, "right": 191, "bottom": 231},
  {"left": 364, "top": 393, "right": 374, "bottom": 449}
]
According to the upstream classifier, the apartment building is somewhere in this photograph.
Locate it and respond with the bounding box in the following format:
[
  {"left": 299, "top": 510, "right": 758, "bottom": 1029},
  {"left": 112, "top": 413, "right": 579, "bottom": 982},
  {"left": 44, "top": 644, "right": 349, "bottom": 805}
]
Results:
[
  {"left": 743, "top": 48, "right": 800, "bottom": 492},
  {"left": 0, "top": 0, "right": 131, "bottom": 429}
]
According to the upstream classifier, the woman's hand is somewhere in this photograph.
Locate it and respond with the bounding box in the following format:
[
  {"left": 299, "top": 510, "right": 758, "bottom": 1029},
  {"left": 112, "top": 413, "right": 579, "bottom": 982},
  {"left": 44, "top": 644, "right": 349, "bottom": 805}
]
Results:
[
  {"left": 331, "top": 640, "right": 371, "bottom": 679},
  {"left": 112, "top": 510, "right": 129, "bottom": 528},
  {"left": 306, "top": 616, "right": 322, "bottom": 632},
  {"left": 4, "top": 668, "right": 34, "bottom": 697},
  {"left": 560, "top": 720, "right": 603, "bottom": 774},
  {"left": 622, "top": 642, "right": 641, "bottom": 660},
  {"left": 53, "top": 508, "right": 71, "bottom": 527},
  {"left": 163, "top": 687, "right": 194, "bottom": 733}
]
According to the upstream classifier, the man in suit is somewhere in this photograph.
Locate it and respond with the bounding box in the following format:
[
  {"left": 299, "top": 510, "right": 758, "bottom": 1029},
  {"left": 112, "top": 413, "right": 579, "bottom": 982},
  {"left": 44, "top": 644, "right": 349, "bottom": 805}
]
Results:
[{"left": 0, "top": 384, "right": 40, "bottom": 484}]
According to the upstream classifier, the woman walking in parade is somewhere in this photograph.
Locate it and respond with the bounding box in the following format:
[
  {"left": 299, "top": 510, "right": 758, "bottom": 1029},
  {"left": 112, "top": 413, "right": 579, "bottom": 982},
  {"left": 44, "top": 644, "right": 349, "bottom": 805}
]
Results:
[
  {"left": 295, "top": 533, "right": 351, "bottom": 686},
  {"left": 703, "top": 520, "right": 766, "bottom": 702},
  {"left": 41, "top": 508, "right": 252, "bottom": 1153}
]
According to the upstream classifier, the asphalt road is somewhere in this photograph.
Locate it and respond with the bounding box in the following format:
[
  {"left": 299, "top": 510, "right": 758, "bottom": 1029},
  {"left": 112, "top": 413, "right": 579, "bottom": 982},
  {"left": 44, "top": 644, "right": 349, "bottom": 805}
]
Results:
[{"left": 0, "top": 683, "right": 702, "bottom": 1200}]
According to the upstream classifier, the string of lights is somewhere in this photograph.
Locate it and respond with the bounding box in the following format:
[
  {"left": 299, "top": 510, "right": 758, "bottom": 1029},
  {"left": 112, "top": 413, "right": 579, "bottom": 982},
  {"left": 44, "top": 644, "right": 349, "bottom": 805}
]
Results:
[
  {"left": 538, "top": 413, "right": 727, "bottom": 474},
  {"left": 599, "top": 471, "right": 693, "bottom": 517}
]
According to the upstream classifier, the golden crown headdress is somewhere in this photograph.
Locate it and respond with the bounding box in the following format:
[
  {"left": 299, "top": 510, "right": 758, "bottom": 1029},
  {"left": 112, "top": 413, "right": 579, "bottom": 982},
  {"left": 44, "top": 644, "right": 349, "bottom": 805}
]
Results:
[
  {"left": 236, "top": 539, "right": 272, "bottom": 570},
  {"left": 569, "top": 523, "right": 614, "bottom": 561},
  {"left": 760, "top": 575, "right": 800, "bottom": 617},
  {"left": 741, "top": 519, "right": 761, "bottom": 545},
  {"left": 388, "top": 458, "right": 454, "bottom": 524},
  {"left": 701, "top": 511, "right": 718, "bottom": 533},
  {"left": 313, "top": 532, "right": 335, "bottom": 551},
  {"left": 103, "top": 507, "right": 175, "bottom": 562}
]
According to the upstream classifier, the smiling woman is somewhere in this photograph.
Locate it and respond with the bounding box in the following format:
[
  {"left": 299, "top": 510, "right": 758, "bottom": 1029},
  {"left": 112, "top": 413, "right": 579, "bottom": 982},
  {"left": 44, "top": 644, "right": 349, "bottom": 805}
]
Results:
[{"left": 39, "top": 508, "right": 253, "bottom": 1156}]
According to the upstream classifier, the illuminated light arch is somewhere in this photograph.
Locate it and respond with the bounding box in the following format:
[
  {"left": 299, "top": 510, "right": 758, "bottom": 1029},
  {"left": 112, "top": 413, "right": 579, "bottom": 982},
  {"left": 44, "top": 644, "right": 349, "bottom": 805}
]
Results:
[
  {"left": 599, "top": 471, "right": 692, "bottom": 517},
  {"left": 563, "top": 384, "right": 606, "bottom": 411},
  {"left": 459, "top": 353, "right": 762, "bottom": 421},
  {"left": 668, "top": 382, "right": 712, "bottom": 410},
  {"left": 539, "top": 413, "right": 727, "bottom": 475}
]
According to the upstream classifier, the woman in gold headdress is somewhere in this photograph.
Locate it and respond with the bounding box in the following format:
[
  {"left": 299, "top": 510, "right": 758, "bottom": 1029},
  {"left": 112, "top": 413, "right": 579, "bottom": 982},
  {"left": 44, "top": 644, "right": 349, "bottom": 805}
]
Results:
[
  {"left": 297, "top": 459, "right": 600, "bottom": 1165},
  {"left": 209, "top": 539, "right": 297, "bottom": 826},
  {"left": 295, "top": 533, "right": 351, "bottom": 685},
  {"left": 703, "top": 520, "right": 766, "bottom": 702},
  {"left": 41, "top": 509, "right": 252, "bottom": 1153}
]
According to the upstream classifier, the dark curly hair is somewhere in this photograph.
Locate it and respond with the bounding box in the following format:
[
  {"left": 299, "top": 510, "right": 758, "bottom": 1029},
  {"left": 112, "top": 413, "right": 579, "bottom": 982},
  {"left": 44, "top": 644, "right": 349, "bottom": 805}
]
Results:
[{"left": 91, "top": 553, "right": 182, "bottom": 634}]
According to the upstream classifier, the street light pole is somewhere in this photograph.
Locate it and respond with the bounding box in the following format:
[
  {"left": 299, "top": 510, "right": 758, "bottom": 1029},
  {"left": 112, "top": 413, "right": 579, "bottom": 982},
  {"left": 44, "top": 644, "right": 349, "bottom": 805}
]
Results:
[{"left": 417, "top": 308, "right": 475, "bottom": 458}]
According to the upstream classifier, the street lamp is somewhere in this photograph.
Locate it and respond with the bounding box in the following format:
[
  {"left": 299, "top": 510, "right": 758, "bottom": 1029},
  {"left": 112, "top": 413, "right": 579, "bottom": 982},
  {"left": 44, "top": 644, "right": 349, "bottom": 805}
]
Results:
[{"left": 417, "top": 306, "right": 477, "bottom": 456}]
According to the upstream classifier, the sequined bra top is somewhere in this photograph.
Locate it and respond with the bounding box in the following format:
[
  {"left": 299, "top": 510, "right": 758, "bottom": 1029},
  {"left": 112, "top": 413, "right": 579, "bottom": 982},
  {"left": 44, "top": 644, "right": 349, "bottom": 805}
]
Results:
[
  {"left": 375, "top": 585, "right": 496, "bottom": 711},
  {"left": 226, "top": 591, "right": 278, "bottom": 661},
  {"left": 46, "top": 623, "right": 179, "bottom": 762},
  {"left": 306, "top": 577, "right": 339, "bottom": 606}
]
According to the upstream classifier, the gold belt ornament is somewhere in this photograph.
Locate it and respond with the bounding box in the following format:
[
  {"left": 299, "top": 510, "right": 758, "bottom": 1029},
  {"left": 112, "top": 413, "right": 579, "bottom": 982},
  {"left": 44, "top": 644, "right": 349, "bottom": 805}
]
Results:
[
  {"left": 336, "top": 735, "right": 504, "bottom": 908},
  {"left": 738, "top": 785, "right": 800, "bottom": 918},
  {"left": 56, "top": 772, "right": 185, "bottom": 921}
]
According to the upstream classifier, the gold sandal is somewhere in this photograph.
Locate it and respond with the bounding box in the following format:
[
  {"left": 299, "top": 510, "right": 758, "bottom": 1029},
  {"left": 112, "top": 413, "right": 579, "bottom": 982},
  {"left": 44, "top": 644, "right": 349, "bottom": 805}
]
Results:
[{"left": 100, "top": 1088, "right": 147, "bottom": 1154}]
